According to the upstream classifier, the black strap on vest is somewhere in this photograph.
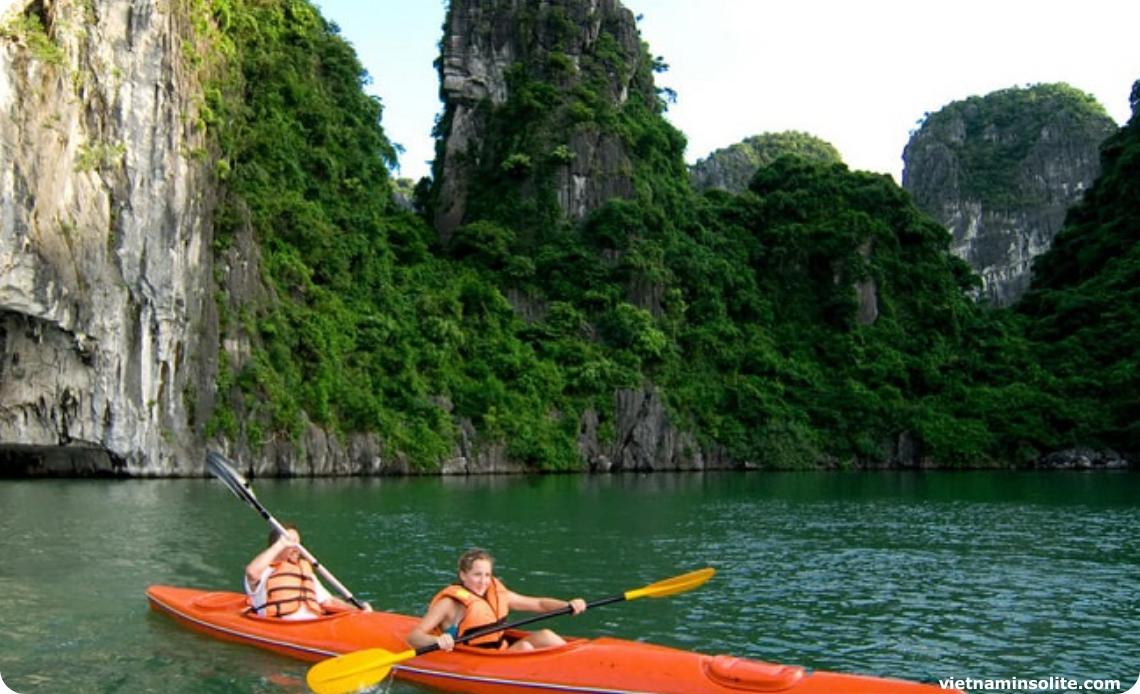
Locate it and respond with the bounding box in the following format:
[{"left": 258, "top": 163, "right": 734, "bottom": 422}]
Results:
[{"left": 252, "top": 567, "right": 320, "bottom": 617}]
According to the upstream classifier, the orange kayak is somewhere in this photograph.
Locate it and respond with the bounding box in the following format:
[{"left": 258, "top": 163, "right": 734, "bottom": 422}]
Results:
[{"left": 147, "top": 585, "right": 960, "bottom": 694}]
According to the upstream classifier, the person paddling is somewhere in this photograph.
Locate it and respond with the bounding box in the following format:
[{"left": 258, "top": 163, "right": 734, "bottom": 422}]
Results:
[
  {"left": 407, "top": 548, "right": 586, "bottom": 652},
  {"left": 245, "top": 524, "right": 372, "bottom": 619}
]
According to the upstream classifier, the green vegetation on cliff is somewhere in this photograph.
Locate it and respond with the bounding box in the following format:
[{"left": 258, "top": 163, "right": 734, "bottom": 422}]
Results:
[
  {"left": 198, "top": 0, "right": 1136, "bottom": 469},
  {"left": 1017, "top": 82, "right": 1140, "bottom": 453},
  {"left": 690, "top": 131, "right": 843, "bottom": 193},
  {"left": 914, "top": 83, "right": 1115, "bottom": 207},
  {"left": 203, "top": 0, "right": 453, "bottom": 461}
]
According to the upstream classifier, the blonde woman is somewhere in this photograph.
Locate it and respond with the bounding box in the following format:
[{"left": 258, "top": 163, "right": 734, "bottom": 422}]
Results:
[{"left": 407, "top": 548, "right": 586, "bottom": 651}]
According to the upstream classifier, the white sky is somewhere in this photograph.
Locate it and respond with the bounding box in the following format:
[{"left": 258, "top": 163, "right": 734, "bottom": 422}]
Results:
[{"left": 314, "top": 1, "right": 1139, "bottom": 183}]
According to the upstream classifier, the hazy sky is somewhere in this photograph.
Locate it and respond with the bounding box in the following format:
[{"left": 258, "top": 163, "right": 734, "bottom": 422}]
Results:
[{"left": 313, "top": 1, "right": 1138, "bottom": 183}]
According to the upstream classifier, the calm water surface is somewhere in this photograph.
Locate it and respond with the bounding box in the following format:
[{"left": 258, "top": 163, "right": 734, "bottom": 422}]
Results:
[{"left": 0, "top": 471, "right": 1137, "bottom": 693}]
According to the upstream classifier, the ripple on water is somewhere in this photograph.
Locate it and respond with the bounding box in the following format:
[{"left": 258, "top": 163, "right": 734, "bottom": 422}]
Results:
[{"left": 1, "top": 473, "right": 1137, "bottom": 694}]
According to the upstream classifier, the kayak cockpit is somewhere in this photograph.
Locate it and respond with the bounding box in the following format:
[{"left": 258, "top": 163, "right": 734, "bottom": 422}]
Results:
[
  {"left": 445, "top": 632, "right": 591, "bottom": 657},
  {"left": 186, "top": 591, "right": 357, "bottom": 625}
]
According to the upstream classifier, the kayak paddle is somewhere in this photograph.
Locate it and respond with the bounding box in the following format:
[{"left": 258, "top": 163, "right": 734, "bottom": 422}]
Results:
[
  {"left": 305, "top": 566, "right": 716, "bottom": 694},
  {"left": 204, "top": 451, "right": 365, "bottom": 610}
]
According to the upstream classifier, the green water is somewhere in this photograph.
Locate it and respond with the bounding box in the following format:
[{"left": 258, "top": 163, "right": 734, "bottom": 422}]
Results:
[{"left": 0, "top": 471, "right": 1137, "bottom": 693}]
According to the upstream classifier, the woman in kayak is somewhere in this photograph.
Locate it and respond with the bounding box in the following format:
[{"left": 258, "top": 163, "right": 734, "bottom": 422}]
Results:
[
  {"left": 244, "top": 524, "right": 371, "bottom": 619},
  {"left": 407, "top": 548, "right": 586, "bottom": 651}
]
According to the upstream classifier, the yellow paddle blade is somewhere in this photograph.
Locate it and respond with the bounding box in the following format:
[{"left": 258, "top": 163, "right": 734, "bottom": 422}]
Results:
[
  {"left": 624, "top": 567, "right": 716, "bottom": 601},
  {"left": 306, "top": 647, "right": 415, "bottom": 694}
]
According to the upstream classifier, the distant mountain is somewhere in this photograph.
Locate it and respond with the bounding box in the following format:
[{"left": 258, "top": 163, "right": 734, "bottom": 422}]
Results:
[{"left": 689, "top": 132, "right": 843, "bottom": 193}]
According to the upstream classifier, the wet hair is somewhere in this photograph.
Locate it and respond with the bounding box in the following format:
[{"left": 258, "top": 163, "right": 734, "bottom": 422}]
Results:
[{"left": 458, "top": 548, "right": 494, "bottom": 575}]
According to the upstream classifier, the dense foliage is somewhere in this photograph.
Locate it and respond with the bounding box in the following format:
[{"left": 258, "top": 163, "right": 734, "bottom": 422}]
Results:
[
  {"left": 1017, "top": 81, "right": 1140, "bottom": 453},
  {"left": 690, "top": 131, "right": 843, "bottom": 193},
  {"left": 196, "top": 0, "right": 1137, "bottom": 469},
  {"left": 663, "top": 160, "right": 1065, "bottom": 467},
  {"left": 202, "top": 0, "right": 454, "bottom": 462}
]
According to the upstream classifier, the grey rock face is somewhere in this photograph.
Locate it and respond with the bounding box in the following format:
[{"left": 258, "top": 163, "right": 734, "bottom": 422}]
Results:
[
  {"left": 433, "top": 0, "right": 643, "bottom": 241},
  {"left": 902, "top": 85, "right": 1116, "bottom": 306},
  {"left": 0, "top": 0, "right": 216, "bottom": 474}
]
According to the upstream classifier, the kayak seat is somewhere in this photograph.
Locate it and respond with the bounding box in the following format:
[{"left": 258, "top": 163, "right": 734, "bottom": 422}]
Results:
[{"left": 703, "top": 655, "right": 806, "bottom": 692}]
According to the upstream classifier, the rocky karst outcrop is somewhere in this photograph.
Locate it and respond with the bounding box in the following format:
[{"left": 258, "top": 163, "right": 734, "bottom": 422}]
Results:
[
  {"left": 426, "top": 0, "right": 714, "bottom": 472},
  {"left": 902, "top": 83, "right": 1117, "bottom": 306},
  {"left": 0, "top": 0, "right": 217, "bottom": 475},
  {"left": 0, "top": 0, "right": 714, "bottom": 477},
  {"left": 432, "top": 0, "right": 649, "bottom": 241}
]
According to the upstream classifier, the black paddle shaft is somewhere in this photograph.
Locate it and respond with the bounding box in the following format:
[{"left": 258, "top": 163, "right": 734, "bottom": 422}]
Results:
[{"left": 413, "top": 592, "right": 626, "bottom": 657}]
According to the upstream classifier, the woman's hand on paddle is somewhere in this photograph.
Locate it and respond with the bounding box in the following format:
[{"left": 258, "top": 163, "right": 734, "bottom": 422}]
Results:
[
  {"left": 567, "top": 598, "right": 587, "bottom": 615},
  {"left": 435, "top": 633, "right": 455, "bottom": 651}
]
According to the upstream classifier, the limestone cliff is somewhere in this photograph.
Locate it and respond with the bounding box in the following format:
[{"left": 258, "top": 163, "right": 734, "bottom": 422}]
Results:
[
  {"left": 431, "top": 0, "right": 658, "bottom": 241},
  {"left": 902, "top": 83, "right": 1116, "bottom": 306},
  {"left": 0, "top": 0, "right": 708, "bottom": 477},
  {"left": 426, "top": 0, "right": 705, "bottom": 473},
  {"left": 0, "top": 0, "right": 216, "bottom": 475}
]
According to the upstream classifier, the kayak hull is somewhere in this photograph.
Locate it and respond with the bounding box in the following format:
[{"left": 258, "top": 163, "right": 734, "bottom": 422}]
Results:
[{"left": 146, "top": 585, "right": 958, "bottom": 694}]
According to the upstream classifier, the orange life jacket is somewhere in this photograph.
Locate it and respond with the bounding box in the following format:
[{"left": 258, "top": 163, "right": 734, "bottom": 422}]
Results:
[
  {"left": 257, "top": 558, "right": 323, "bottom": 618},
  {"left": 430, "top": 578, "right": 510, "bottom": 648}
]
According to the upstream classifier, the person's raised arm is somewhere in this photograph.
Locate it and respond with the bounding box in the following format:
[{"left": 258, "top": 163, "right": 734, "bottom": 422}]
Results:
[
  {"left": 508, "top": 591, "right": 587, "bottom": 616},
  {"left": 244, "top": 535, "right": 290, "bottom": 590},
  {"left": 407, "top": 599, "right": 459, "bottom": 651}
]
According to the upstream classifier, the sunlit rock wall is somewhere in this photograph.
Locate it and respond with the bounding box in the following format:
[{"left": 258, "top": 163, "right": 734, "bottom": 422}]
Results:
[{"left": 0, "top": 0, "right": 216, "bottom": 474}]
